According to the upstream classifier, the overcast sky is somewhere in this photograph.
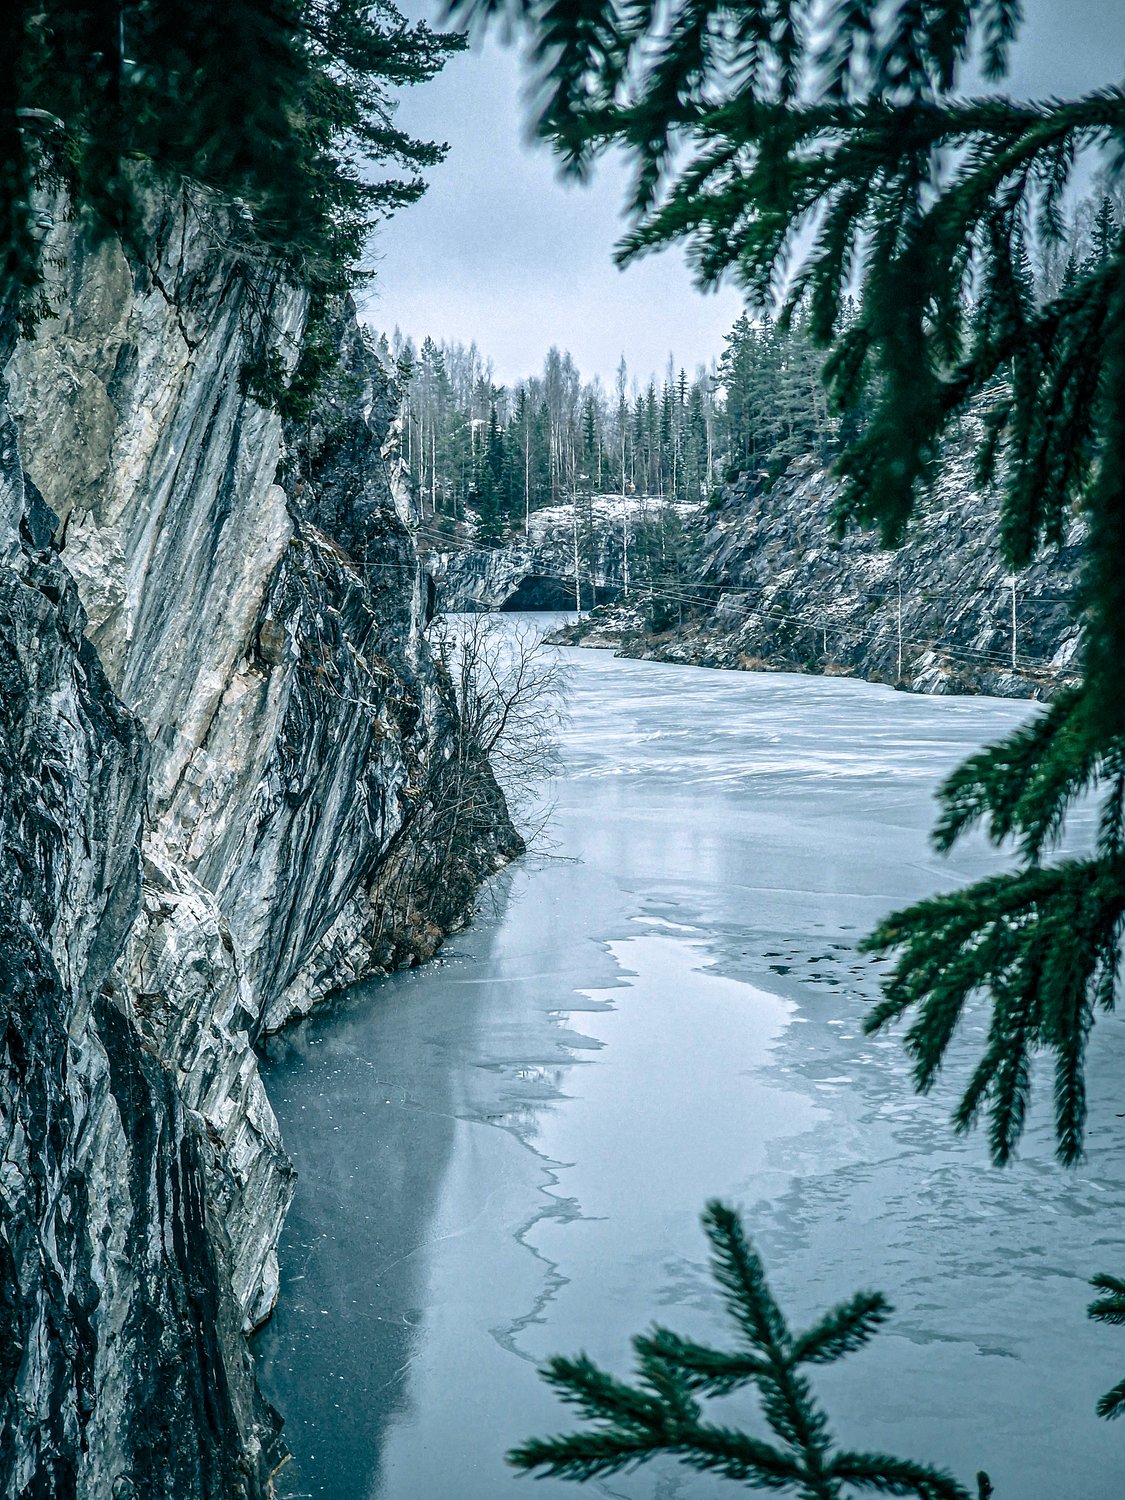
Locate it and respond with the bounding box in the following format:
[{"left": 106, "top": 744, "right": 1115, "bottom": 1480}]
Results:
[{"left": 361, "top": 0, "right": 1125, "bottom": 389}]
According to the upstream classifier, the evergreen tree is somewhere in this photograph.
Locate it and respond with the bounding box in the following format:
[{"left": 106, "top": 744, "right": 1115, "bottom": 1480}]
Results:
[
  {"left": 581, "top": 392, "right": 599, "bottom": 475},
  {"left": 614, "top": 355, "right": 630, "bottom": 492},
  {"left": 659, "top": 380, "right": 674, "bottom": 494},
  {"left": 719, "top": 312, "right": 762, "bottom": 474},
  {"left": 683, "top": 381, "right": 709, "bottom": 499},
  {"left": 498, "top": 414, "right": 524, "bottom": 524},
  {"left": 532, "top": 397, "right": 553, "bottom": 505},
  {"left": 460, "top": 0, "right": 1125, "bottom": 1434},
  {"left": 1089, "top": 1274, "right": 1125, "bottom": 1420},
  {"left": 510, "top": 1201, "right": 981, "bottom": 1500},
  {"left": 1091, "top": 196, "right": 1119, "bottom": 267},
  {"left": 718, "top": 311, "right": 835, "bottom": 481},
  {"left": 1, "top": 1, "right": 464, "bottom": 316},
  {"left": 473, "top": 403, "right": 506, "bottom": 543}
]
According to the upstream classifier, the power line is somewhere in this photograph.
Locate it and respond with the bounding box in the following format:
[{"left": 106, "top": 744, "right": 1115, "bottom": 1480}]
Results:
[
  {"left": 417, "top": 525, "right": 1075, "bottom": 680},
  {"left": 315, "top": 510, "right": 1077, "bottom": 682}
]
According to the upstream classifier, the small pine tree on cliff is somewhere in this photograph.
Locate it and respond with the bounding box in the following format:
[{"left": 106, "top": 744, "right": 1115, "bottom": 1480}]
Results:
[{"left": 0, "top": 0, "right": 464, "bottom": 310}]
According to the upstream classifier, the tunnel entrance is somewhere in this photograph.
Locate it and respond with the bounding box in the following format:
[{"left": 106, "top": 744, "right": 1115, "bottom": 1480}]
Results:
[
  {"left": 499, "top": 576, "right": 623, "bottom": 611},
  {"left": 499, "top": 575, "right": 581, "bottom": 611}
]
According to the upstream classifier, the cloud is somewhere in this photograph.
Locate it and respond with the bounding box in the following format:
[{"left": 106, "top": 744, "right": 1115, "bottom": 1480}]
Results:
[{"left": 363, "top": 29, "right": 741, "bottom": 386}]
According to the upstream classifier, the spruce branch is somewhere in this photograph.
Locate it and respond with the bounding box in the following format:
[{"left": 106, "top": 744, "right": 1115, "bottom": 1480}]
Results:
[
  {"left": 864, "top": 855, "right": 1124, "bottom": 1164},
  {"left": 1089, "top": 1274, "right": 1125, "bottom": 1324},
  {"left": 1089, "top": 1273, "right": 1125, "bottom": 1419},
  {"left": 791, "top": 1292, "right": 892, "bottom": 1366},
  {"left": 454, "top": 18, "right": 1125, "bottom": 1156},
  {"left": 508, "top": 1202, "right": 976, "bottom": 1499},
  {"left": 1095, "top": 1379, "right": 1125, "bottom": 1422},
  {"left": 829, "top": 1451, "right": 969, "bottom": 1499},
  {"left": 633, "top": 1327, "right": 773, "bottom": 1394},
  {"left": 432, "top": 0, "right": 1125, "bottom": 1461},
  {"left": 2, "top": 1, "right": 467, "bottom": 314}
]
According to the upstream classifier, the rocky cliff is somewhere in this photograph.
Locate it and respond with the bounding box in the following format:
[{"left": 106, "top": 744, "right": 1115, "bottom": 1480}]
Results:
[
  {"left": 551, "top": 442, "right": 1082, "bottom": 700},
  {"left": 0, "top": 189, "right": 519, "bottom": 1498},
  {"left": 431, "top": 496, "right": 671, "bottom": 611}
]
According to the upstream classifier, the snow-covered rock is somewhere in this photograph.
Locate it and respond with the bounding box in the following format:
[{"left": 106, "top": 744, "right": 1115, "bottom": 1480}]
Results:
[{"left": 433, "top": 495, "right": 698, "bottom": 612}]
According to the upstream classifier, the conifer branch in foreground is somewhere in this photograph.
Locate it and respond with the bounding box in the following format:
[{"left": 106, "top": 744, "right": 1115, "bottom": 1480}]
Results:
[
  {"left": 509, "top": 1202, "right": 982, "bottom": 1500},
  {"left": 452, "top": 0, "right": 1125, "bottom": 1447},
  {"left": 458, "top": 0, "right": 1125, "bottom": 1175},
  {"left": 1089, "top": 1275, "right": 1125, "bottom": 1420}
]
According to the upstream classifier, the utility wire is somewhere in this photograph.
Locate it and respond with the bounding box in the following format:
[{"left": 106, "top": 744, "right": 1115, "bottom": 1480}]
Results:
[{"left": 407, "top": 520, "right": 1077, "bottom": 679}]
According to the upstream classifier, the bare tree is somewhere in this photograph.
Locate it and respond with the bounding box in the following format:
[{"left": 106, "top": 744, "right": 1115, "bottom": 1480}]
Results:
[{"left": 432, "top": 613, "right": 570, "bottom": 845}]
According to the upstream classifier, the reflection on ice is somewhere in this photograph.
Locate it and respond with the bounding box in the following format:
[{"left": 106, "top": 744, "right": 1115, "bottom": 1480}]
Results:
[{"left": 256, "top": 618, "right": 1124, "bottom": 1500}]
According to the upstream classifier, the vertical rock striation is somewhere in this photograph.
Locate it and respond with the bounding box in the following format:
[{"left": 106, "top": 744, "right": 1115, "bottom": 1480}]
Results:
[
  {"left": 0, "top": 189, "right": 519, "bottom": 1497},
  {"left": 0, "top": 382, "right": 282, "bottom": 1497}
]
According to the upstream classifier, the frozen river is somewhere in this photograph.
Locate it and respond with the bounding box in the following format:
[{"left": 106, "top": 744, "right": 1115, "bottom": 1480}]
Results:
[{"left": 254, "top": 620, "right": 1125, "bottom": 1499}]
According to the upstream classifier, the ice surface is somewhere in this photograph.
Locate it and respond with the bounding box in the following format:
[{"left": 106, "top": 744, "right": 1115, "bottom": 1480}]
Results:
[{"left": 255, "top": 618, "right": 1123, "bottom": 1500}]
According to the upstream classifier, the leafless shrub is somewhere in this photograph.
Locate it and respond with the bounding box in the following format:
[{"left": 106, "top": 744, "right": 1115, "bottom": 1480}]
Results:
[{"left": 432, "top": 613, "right": 570, "bottom": 846}]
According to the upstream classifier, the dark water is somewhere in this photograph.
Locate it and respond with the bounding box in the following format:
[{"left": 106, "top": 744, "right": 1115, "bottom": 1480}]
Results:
[{"left": 254, "top": 621, "right": 1125, "bottom": 1499}]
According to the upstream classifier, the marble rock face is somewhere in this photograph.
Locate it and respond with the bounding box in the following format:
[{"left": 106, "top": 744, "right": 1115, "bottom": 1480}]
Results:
[
  {"left": 431, "top": 495, "right": 665, "bottom": 612},
  {"left": 551, "top": 445, "right": 1081, "bottom": 701},
  {"left": 0, "top": 193, "right": 518, "bottom": 1498}
]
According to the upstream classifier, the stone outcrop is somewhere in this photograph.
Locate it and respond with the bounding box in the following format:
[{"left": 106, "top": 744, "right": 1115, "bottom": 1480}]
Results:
[
  {"left": 432, "top": 496, "right": 664, "bottom": 611},
  {"left": 0, "top": 375, "right": 282, "bottom": 1499},
  {"left": 0, "top": 189, "right": 518, "bottom": 1498},
  {"left": 551, "top": 443, "right": 1082, "bottom": 700}
]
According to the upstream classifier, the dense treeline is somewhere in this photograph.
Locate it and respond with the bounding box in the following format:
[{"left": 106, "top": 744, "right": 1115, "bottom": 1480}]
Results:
[
  {"left": 379, "top": 186, "right": 1119, "bottom": 548},
  {"left": 379, "top": 336, "right": 721, "bottom": 539},
  {"left": 377, "top": 312, "right": 851, "bottom": 542}
]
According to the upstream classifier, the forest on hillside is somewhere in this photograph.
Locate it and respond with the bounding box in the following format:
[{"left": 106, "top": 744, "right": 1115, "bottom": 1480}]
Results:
[{"left": 377, "top": 188, "right": 1121, "bottom": 547}]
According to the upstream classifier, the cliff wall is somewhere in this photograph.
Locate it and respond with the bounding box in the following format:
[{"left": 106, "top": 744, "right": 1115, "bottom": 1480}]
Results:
[
  {"left": 432, "top": 496, "right": 660, "bottom": 611},
  {"left": 0, "top": 190, "right": 518, "bottom": 1498},
  {"left": 551, "top": 447, "right": 1082, "bottom": 699}
]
